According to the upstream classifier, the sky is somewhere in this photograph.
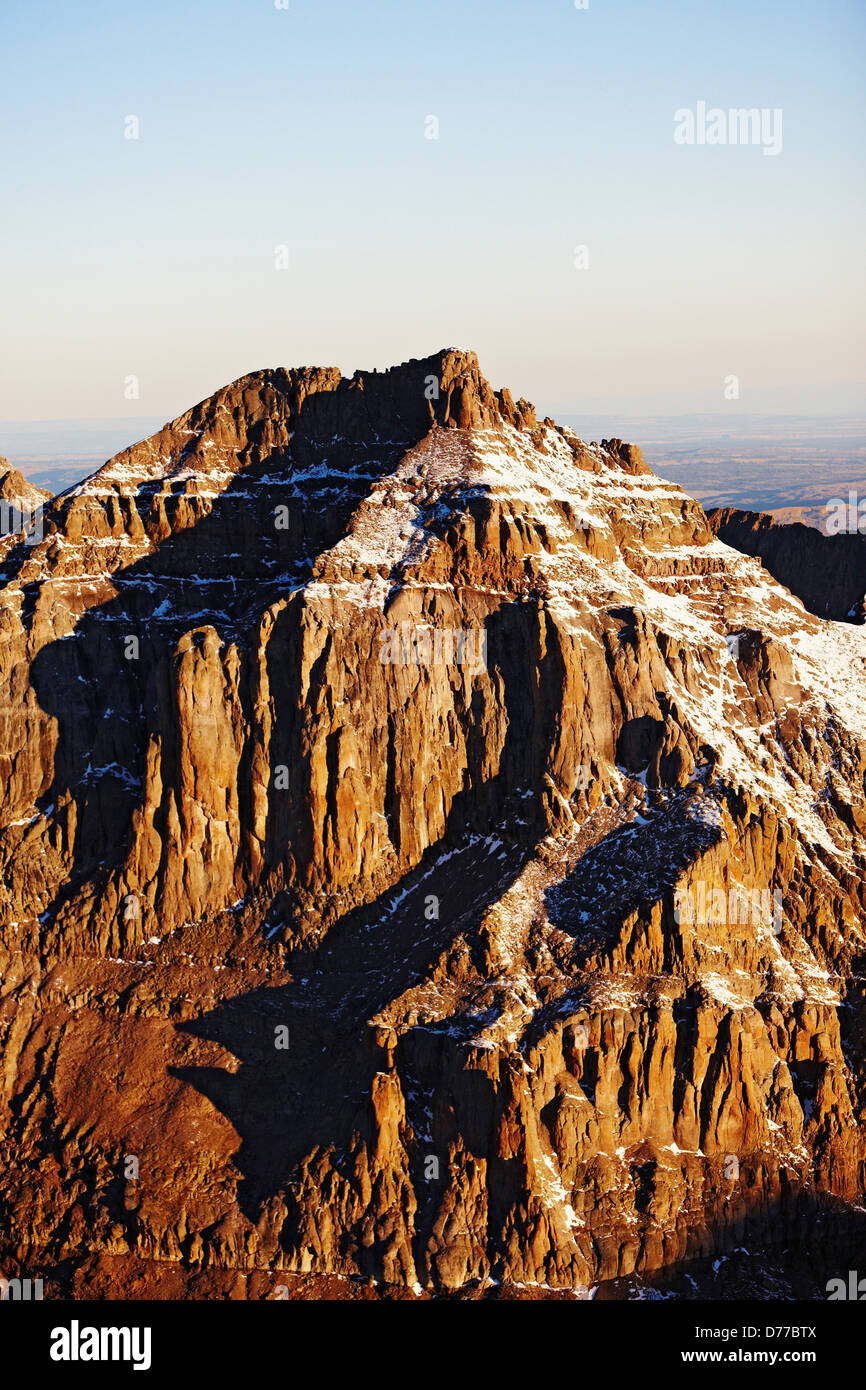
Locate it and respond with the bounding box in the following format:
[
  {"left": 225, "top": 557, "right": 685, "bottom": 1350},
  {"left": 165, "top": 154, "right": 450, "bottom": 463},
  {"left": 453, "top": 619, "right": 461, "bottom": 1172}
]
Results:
[{"left": 1, "top": 0, "right": 864, "bottom": 427}]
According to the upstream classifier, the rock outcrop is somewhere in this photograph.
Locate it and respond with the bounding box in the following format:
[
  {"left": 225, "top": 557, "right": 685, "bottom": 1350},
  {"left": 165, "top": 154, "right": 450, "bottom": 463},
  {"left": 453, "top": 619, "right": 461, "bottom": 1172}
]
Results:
[
  {"left": 0, "top": 351, "right": 864, "bottom": 1300},
  {"left": 0, "top": 463, "right": 52, "bottom": 551},
  {"left": 709, "top": 505, "right": 866, "bottom": 624},
  {"left": 0, "top": 462, "right": 52, "bottom": 508}
]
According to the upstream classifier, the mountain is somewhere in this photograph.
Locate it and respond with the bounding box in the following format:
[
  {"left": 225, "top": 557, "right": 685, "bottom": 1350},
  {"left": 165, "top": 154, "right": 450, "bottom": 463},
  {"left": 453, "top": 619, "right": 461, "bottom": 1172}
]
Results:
[
  {"left": 0, "top": 459, "right": 52, "bottom": 508},
  {"left": 0, "top": 349, "right": 864, "bottom": 1300},
  {"left": 709, "top": 506, "right": 866, "bottom": 624}
]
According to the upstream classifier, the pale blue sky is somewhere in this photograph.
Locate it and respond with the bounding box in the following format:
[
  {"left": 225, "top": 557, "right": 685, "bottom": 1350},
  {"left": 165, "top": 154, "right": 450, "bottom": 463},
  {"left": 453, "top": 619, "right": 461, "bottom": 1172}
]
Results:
[{"left": 1, "top": 0, "right": 864, "bottom": 423}]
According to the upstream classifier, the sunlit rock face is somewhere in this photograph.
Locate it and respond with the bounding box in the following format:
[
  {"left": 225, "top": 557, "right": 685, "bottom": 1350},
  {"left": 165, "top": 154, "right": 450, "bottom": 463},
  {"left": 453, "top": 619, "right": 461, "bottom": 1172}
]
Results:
[{"left": 0, "top": 350, "right": 865, "bottom": 1299}]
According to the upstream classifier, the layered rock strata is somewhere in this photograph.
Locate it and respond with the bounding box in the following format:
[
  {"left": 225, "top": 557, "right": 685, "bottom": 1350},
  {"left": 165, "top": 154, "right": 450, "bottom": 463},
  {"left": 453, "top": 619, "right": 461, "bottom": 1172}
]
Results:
[{"left": 0, "top": 351, "right": 864, "bottom": 1298}]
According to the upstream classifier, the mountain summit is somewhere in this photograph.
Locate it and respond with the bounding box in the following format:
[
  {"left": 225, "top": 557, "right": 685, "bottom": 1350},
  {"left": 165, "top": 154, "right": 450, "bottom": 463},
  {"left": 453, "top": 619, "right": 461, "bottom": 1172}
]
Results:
[{"left": 0, "top": 352, "right": 864, "bottom": 1298}]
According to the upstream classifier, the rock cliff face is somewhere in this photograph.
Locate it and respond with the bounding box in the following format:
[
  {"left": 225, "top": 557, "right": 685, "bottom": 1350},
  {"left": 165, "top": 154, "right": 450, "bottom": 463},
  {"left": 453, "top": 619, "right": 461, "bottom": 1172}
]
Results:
[
  {"left": 1, "top": 350, "right": 865, "bottom": 1300},
  {"left": 0, "top": 463, "right": 52, "bottom": 509},
  {"left": 709, "top": 506, "right": 866, "bottom": 624},
  {"left": 0, "top": 463, "right": 52, "bottom": 549}
]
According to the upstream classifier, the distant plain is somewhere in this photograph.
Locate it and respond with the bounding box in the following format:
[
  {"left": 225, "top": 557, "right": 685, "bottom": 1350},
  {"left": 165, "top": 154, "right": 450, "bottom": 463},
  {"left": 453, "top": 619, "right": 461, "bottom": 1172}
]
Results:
[{"left": 562, "top": 415, "right": 866, "bottom": 531}]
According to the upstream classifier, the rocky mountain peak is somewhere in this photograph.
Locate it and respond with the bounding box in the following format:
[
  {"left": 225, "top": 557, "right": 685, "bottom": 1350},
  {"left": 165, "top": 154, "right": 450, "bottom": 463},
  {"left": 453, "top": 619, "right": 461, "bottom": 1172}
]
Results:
[
  {"left": 0, "top": 353, "right": 864, "bottom": 1300},
  {"left": 0, "top": 461, "right": 52, "bottom": 507}
]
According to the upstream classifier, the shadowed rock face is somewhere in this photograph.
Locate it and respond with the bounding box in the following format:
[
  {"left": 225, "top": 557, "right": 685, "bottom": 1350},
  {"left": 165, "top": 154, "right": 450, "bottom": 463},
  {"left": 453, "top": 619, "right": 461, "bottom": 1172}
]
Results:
[
  {"left": 709, "top": 506, "right": 866, "bottom": 624},
  {"left": 1, "top": 349, "right": 865, "bottom": 1300}
]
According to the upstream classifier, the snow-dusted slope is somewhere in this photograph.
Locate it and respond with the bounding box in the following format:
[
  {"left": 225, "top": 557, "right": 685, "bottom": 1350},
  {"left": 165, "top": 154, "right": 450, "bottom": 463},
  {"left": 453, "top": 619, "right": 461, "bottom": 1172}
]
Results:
[{"left": 0, "top": 350, "right": 863, "bottom": 1299}]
